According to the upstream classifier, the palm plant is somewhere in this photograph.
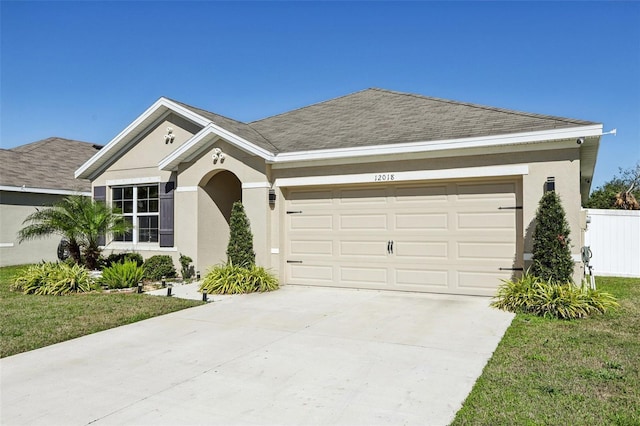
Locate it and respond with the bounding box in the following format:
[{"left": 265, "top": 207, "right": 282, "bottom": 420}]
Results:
[{"left": 18, "top": 195, "right": 130, "bottom": 269}]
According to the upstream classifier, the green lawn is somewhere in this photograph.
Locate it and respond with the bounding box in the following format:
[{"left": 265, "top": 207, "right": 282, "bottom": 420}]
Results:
[
  {"left": 0, "top": 265, "right": 203, "bottom": 358},
  {"left": 452, "top": 276, "right": 640, "bottom": 425}
]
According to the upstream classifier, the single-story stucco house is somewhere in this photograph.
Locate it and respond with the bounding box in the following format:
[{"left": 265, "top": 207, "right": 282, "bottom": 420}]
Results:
[
  {"left": 75, "top": 88, "right": 601, "bottom": 296},
  {"left": 1, "top": 137, "right": 102, "bottom": 266}
]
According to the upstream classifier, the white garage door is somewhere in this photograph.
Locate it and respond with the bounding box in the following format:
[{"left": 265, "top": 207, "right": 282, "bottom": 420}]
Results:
[{"left": 284, "top": 179, "right": 520, "bottom": 296}]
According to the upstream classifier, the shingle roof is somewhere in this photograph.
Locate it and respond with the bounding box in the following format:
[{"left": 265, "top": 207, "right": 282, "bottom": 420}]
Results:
[
  {"left": 1, "top": 137, "right": 102, "bottom": 191},
  {"left": 249, "top": 88, "right": 597, "bottom": 153},
  {"left": 167, "top": 99, "right": 280, "bottom": 153}
]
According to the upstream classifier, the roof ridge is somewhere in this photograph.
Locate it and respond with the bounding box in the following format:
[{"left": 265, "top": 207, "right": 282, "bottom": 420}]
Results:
[
  {"left": 249, "top": 88, "right": 372, "bottom": 124},
  {"left": 368, "top": 88, "right": 594, "bottom": 125}
]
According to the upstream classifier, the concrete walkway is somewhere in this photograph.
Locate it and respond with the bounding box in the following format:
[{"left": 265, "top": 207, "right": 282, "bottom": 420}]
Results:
[{"left": 1, "top": 286, "right": 513, "bottom": 426}]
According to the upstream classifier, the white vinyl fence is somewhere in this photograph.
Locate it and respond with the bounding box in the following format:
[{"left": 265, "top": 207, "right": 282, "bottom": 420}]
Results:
[{"left": 584, "top": 209, "right": 640, "bottom": 278}]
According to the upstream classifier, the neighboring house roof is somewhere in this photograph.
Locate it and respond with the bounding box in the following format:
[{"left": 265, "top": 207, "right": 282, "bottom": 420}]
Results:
[{"left": 1, "top": 137, "right": 101, "bottom": 194}]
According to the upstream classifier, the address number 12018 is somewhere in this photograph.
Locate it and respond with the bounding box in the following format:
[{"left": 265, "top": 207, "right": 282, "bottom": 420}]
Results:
[{"left": 374, "top": 174, "right": 395, "bottom": 182}]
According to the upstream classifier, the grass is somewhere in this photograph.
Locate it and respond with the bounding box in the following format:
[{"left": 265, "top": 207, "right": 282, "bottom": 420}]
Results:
[
  {"left": 452, "top": 276, "right": 640, "bottom": 425},
  {"left": 0, "top": 265, "right": 203, "bottom": 358}
]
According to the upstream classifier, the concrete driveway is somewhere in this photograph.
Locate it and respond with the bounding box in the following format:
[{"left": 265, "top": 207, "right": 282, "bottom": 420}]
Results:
[{"left": 1, "top": 286, "right": 513, "bottom": 426}]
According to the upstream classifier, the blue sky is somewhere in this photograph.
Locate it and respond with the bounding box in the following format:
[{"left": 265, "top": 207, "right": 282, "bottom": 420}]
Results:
[{"left": 1, "top": 1, "right": 638, "bottom": 189}]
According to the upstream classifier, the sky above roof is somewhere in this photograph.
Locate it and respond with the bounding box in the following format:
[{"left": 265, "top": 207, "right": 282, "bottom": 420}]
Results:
[{"left": 1, "top": 1, "right": 638, "bottom": 190}]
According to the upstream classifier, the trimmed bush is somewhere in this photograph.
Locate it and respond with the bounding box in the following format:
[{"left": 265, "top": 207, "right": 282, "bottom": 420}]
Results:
[
  {"left": 143, "top": 255, "right": 176, "bottom": 281},
  {"left": 531, "top": 191, "right": 574, "bottom": 283},
  {"left": 226, "top": 201, "right": 255, "bottom": 268},
  {"left": 179, "top": 253, "right": 194, "bottom": 280},
  {"left": 100, "top": 260, "right": 145, "bottom": 289},
  {"left": 200, "top": 263, "right": 279, "bottom": 295},
  {"left": 12, "top": 262, "right": 95, "bottom": 295},
  {"left": 105, "top": 252, "right": 144, "bottom": 268},
  {"left": 492, "top": 272, "right": 619, "bottom": 319}
]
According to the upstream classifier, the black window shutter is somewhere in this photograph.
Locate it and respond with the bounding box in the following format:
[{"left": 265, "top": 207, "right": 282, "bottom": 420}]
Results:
[
  {"left": 159, "top": 181, "right": 175, "bottom": 247},
  {"left": 93, "top": 186, "right": 107, "bottom": 246}
]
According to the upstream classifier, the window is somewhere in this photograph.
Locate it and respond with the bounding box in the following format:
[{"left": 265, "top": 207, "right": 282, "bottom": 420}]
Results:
[{"left": 112, "top": 184, "right": 159, "bottom": 243}]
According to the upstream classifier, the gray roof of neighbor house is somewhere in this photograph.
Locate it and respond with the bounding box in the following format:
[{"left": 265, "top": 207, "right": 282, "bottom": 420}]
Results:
[
  {"left": 176, "top": 88, "right": 598, "bottom": 154},
  {"left": 1, "top": 137, "right": 102, "bottom": 192}
]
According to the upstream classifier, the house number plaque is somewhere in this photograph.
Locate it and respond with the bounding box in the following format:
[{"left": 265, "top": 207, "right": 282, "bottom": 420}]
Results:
[{"left": 374, "top": 174, "right": 395, "bottom": 182}]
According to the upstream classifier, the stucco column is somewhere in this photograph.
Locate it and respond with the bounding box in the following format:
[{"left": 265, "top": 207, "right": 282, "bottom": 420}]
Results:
[
  {"left": 174, "top": 189, "right": 199, "bottom": 270},
  {"left": 242, "top": 186, "right": 270, "bottom": 268}
]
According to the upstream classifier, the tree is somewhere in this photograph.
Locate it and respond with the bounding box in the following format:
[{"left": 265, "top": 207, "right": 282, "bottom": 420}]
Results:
[
  {"left": 531, "top": 191, "right": 574, "bottom": 283},
  {"left": 18, "top": 195, "right": 130, "bottom": 269},
  {"left": 584, "top": 162, "right": 640, "bottom": 210},
  {"left": 226, "top": 201, "right": 255, "bottom": 268}
]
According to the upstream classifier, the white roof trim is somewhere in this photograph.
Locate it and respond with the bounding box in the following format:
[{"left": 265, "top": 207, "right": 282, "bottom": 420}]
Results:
[
  {"left": 0, "top": 185, "right": 91, "bottom": 196},
  {"left": 270, "top": 124, "right": 604, "bottom": 164},
  {"left": 75, "top": 97, "right": 211, "bottom": 180},
  {"left": 158, "top": 123, "right": 275, "bottom": 171},
  {"left": 275, "top": 164, "right": 529, "bottom": 188}
]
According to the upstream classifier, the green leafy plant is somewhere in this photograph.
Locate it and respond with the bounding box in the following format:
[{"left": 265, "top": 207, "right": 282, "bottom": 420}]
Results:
[
  {"left": 492, "top": 272, "right": 619, "bottom": 319},
  {"left": 179, "top": 253, "right": 194, "bottom": 280},
  {"left": 100, "top": 260, "right": 145, "bottom": 289},
  {"left": 17, "top": 195, "right": 130, "bottom": 270},
  {"left": 200, "top": 263, "right": 278, "bottom": 295},
  {"left": 12, "top": 262, "right": 95, "bottom": 295},
  {"left": 143, "top": 255, "right": 176, "bottom": 281},
  {"left": 105, "top": 252, "right": 144, "bottom": 268},
  {"left": 226, "top": 201, "right": 255, "bottom": 268},
  {"left": 531, "top": 191, "right": 574, "bottom": 283}
]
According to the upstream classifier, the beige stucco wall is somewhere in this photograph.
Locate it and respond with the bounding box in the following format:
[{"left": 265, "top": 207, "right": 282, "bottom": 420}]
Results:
[
  {"left": 92, "top": 114, "right": 199, "bottom": 188},
  {"left": 0, "top": 191, "right": 66, "bottom": 266},
  {"left": 175, "top": 141, "right": 269, "bottom": 273}
]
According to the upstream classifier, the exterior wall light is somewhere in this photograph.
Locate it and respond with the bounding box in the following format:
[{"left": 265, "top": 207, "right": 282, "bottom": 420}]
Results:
[
  {"left": 545, "top": 177, "right": 555, "bottom": 193},
  {"left": 269, "top": 189, "right": 276, "bottom": 206}
]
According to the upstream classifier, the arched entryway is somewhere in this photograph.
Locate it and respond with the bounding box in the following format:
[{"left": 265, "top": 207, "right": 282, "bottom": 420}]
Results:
[{"left": 197, "top": 170, "right": 242, "bottom": 269}]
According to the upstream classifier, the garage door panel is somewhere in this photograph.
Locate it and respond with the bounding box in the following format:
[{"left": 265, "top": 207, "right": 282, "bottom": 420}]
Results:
[
  {"left": 338, "top": 188, "right": 388, "bottom": 204},
  {"left": 457, "top": 242, "right": 516, "bottom": 261},
  {"left": 457, "top": 212, "right": 515, "bottom": 230},
  {"left": 395, "top": 268, "right": 448, "bottom": 288},
  {"left": 395, "top": 185, "right": 448, "bottom": 202},
  {"left": 340, "top": 266, "right": 388, "bottom": 286},
  {"left": 289, "top": 215, "right": 333, "bottom": 230},
  {"left": 340, "top": 240, "right": 387, "bottom": 257},
  {"left": 289, "top": 264, "right": 334, "bottom": 282},
  {"left": 290, "top": 240, "right": 333, "bottom": 256},
  {"left": 394, "top": 241, "right": 448, "bottom": 259},
  {"left": 288, "top": 190, "right": 334, "bottom": 205},
  {"left": 395, "top": 213, "right": 448, "bottom": 230},
  {"left": 340, "top": 214, "right": 388, "bottom": 230},
  {"left": 456, "top": 269, "right": 514, "bottom": 294},
  {"left": 456, "top": 182, "right": 516, "bottom": 198}
]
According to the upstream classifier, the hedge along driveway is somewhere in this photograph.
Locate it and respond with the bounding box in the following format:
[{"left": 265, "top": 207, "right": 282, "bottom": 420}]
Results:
[{"left": 1, "top": 286, "right": 514, "bottom": 425}]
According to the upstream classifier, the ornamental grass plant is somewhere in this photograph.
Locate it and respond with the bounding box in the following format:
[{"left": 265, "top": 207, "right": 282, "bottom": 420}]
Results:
[
  {"left": 12, "top": 262, "right": 95, "bottom": 295},
  {"left": 492, "top": 272, "right": 619, "bottom": 319},
  {"left": 100, "top": 260, "right": 145, "bottom": 289},
  {"left": 200, "top": 263, "right": 279, "bottom": 295}
]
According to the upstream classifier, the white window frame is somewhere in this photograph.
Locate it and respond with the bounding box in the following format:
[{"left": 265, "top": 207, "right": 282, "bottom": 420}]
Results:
[{"left": 111, "top": 184, "right": 160, "bottom": 245}]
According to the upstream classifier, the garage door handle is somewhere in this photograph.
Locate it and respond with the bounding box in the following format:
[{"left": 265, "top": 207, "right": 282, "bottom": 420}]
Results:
[{"left": 387, "top": 240, "right": 394, "bottom": 254}]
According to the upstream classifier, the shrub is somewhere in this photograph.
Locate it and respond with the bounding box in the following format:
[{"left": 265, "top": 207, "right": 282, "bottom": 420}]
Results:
[
  {"left": 531, "top": 191, "right": 574, "bottom": 283},
  {"left": 143, "top": 255, "right": 176, "bottom": 281},
  {"left": 200, "top": 263, "right": 278, "bottom": 295},
  {"left": 179, "top": 253, "right": 194, "bottom": 280},
  {"left": 105, "top": 252, "right": 144, "bottom": 268},
  {"left": 100, "top": 260, "right": 145, "bottom": 289},
  {"left": 226, "top": 201, "right": 255, "bottom": 268},
  {"left": 12, "top": 262, "right": 95, "bottom": 295},
  {"left": 492, "top": 272, "right": 619, "bottom": 319}
]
